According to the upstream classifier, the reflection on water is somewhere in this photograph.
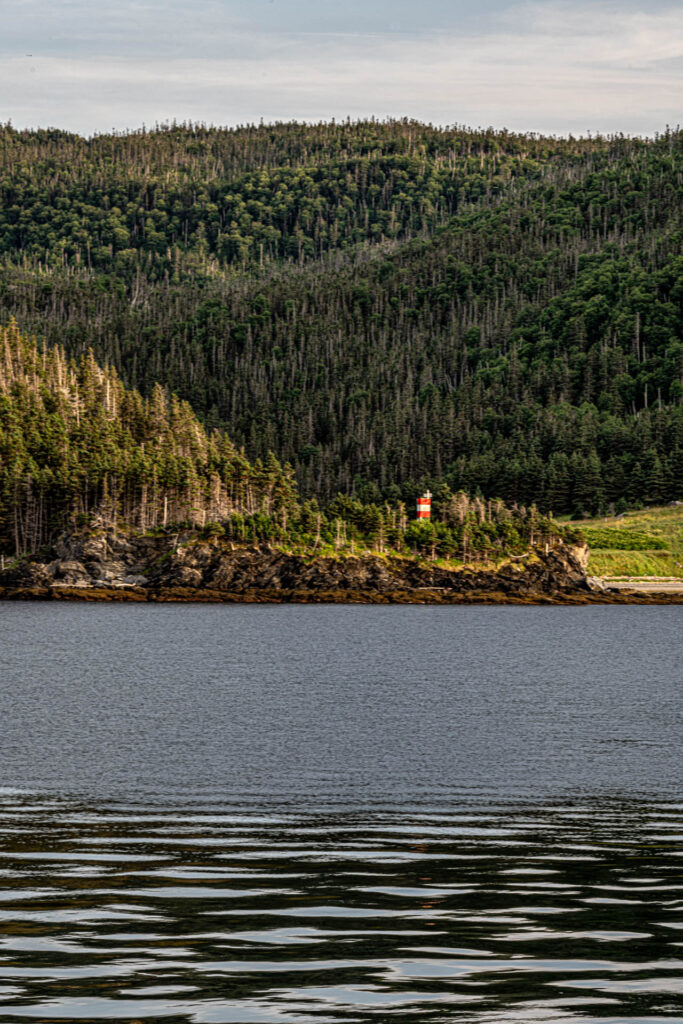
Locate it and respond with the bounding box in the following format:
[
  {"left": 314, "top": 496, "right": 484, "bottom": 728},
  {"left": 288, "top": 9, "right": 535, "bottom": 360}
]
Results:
[{"left": 0, "top": 793, "right": 681, "bottom": 1023}]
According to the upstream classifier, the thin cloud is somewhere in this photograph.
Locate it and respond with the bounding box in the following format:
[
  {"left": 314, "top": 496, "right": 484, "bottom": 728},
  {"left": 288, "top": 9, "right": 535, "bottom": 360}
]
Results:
[{"left": 1, "top": 2, "right": 680, "bottom": 136}]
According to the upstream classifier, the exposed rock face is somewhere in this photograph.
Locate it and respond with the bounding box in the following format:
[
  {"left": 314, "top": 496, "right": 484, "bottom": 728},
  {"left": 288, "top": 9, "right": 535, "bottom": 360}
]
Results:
[{"left": 0, "top": 529, "right": 594, "bottom": 602}]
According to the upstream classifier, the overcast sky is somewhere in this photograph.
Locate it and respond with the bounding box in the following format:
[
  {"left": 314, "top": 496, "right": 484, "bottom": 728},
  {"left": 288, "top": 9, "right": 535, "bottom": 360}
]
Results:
[{"left": 1, "top": 0, "right": 680, "bottom": 136}]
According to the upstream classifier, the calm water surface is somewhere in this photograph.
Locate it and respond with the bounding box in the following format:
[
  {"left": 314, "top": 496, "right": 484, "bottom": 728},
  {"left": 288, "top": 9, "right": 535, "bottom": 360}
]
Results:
[{"left": 0, "top": 603, "right": 681, "bottom": 1023}]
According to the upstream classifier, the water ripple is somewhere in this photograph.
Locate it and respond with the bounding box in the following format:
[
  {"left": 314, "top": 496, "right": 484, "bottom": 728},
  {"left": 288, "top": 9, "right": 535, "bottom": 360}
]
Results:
[{"left": 0, "top": 794, "right": 680, "bottom": 1023}]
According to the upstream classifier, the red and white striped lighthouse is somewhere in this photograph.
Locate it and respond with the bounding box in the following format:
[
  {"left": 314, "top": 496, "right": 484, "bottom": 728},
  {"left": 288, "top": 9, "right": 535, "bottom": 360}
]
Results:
[{"left": 416, "top": 490, "right": 432, "bottom": 520}]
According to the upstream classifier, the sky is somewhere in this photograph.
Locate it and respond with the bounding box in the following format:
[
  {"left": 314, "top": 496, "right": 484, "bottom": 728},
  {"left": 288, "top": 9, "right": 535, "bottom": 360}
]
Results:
[{"left": 0, "top": 0, "right": 681, "bottom": 137}]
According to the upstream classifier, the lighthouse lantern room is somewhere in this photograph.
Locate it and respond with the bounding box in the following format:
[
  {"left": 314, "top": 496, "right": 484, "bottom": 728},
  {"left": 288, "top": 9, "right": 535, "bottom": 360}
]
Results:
[{"left": 416, "top": 491, "right": 432, "bottom": 520}]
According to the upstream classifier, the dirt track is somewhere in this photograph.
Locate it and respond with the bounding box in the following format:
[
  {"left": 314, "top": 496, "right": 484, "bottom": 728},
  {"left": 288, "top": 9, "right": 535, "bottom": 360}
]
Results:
[{"left": 603, "top": 578, "right": 683, "bottom": 594}]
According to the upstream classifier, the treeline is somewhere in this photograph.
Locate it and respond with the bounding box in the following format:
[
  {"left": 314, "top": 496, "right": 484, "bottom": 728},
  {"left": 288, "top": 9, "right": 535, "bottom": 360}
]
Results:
[
  {"left": 0, "top": 322, "right": 566, "bottom": 562},
  {"left": 0, "top": 122, "right": 681, "bottom": 513}
]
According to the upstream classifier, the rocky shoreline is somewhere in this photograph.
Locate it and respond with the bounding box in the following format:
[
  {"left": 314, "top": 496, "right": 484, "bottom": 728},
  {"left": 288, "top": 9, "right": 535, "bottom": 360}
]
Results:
[
  {"left": 2, "top": 584, "right": 681, "bottom": 605},
  {"left": 1, "top": 529, "right": 681, "bottom": 605}
]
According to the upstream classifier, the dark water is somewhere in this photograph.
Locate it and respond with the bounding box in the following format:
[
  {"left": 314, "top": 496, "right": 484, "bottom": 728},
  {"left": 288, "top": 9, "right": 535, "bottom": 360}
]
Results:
[{"left": 0, "top": 604, "right": 681, "bottom": 1023}]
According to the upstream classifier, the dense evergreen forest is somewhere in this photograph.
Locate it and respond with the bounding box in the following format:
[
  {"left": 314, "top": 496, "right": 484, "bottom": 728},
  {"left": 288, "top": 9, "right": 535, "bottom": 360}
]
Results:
[
  {"left": 0, "top": 120, "right": 681, "bottom": 514},
  {"left": 0, "top": 322, "right": 563, "bottom": 562}
]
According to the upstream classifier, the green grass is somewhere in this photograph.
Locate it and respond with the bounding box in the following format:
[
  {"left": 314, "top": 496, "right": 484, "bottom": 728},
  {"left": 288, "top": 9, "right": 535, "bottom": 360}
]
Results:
[
  {"left": 580, "top": 527, "right": 667, "bottom": 551},
  {"left": 568, "top": 506, "right": 683, "bottom": 578}
]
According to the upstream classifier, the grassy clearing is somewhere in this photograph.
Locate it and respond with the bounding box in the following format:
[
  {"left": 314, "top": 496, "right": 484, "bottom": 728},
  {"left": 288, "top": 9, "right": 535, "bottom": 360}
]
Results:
[{"left": 568, "top": 505, "right": 683, "bottom": 578}]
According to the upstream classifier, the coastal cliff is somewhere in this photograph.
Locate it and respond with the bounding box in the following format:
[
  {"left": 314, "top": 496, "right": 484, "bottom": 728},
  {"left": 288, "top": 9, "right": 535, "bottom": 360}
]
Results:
[{"left": 0, "top": 528, "right": 640, "bottom": 604}]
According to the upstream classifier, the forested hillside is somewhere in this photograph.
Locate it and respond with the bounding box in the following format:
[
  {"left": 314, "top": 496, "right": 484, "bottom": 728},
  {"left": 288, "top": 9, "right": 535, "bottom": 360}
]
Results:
[
  {"left": 0, "top": 320, "right": 298, "bottom": 553},
  {"left": 0, "top": 322, "right": 564, "bottom": 562},
  {"left": 0, "top": 121, "right": 599, "bottom": 271},
  {"left": 0, "top": 121, "right": 681, "bottom": 513}
]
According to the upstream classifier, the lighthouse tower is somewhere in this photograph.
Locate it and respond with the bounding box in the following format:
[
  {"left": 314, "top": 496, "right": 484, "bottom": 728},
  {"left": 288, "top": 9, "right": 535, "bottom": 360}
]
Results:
[{"left": 416, "top": 490, "right": 432, "bottom": 520}]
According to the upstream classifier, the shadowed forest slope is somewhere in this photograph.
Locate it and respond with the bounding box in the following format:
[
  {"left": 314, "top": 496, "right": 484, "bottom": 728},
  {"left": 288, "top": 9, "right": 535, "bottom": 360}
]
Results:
[{"left": 0, "top": 322, "right": 570, "bottom": 564}]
